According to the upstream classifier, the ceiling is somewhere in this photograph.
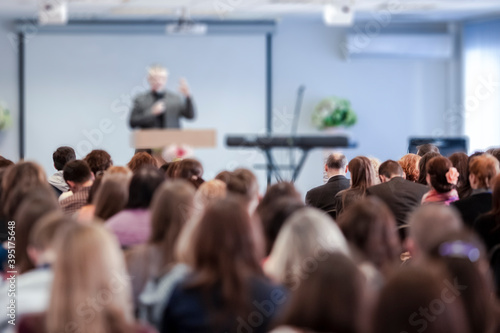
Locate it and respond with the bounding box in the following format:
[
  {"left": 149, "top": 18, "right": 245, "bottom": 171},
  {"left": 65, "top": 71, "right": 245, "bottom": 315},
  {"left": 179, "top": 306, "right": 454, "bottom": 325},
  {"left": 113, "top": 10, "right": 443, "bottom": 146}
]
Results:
[{"left": 1, "top": 0, "right": 500, "bottom": 22}]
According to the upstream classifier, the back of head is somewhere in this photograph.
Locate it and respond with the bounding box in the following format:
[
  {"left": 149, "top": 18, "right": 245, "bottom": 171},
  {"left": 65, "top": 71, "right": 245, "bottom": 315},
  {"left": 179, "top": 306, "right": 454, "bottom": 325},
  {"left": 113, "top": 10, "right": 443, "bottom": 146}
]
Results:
[
  {"left": 486, "top": 147, "right": 500, "bottom": 164},
  {"left": 265, "top": 208, "right": 349, "bottom": 287},
  {"left": 408, "top": 205, "right": 463, "bottom": 257},
  {"left": 127, "top": 152, "right": 157, "bottom": 173},
  {"left": 373, "top": 264, "right": 469, "bottom": 333},
  {"left": 53, "top": 146, "right": 76, "bottom": 171},
  {"left": 63, "top": 160, "right": 92, "bottom": 185},
  {"left": 279, "top": 252, "right": 364, "bottom": 333},
  {"left": 84, "top": 149, "right": 112, "bottom": 175},
  {"left": 194, "top": 179, "right": 227, "bottom": 210},
  {"left": 326, "top": 152, "right": 347, "bottom": 170},
  {"left": 259, "top": 197, "right": 305, "bottom": 255},
  {"left": 348, "top": 156, "right": 376, "bottom": 191},
  {"left": 47, "top": 223, "right": 132, "bottom": 333},
  {"left": 126, "top": 166, "right": 164, "bottom": 209},
  {"left": 428, "top": 232, "right": 496, "bottom": 333},
  {"left": 186, "top": 198, "right": 264, "bottom": 319},
  {"left": 94, "top": 174, "right": 130, "bottom": 220},
  {"left": 0, "top": 156, "right": 14, "bottom": 169},
  {"left": 106, "top": 165, "right": 132, "bottom": 177},
  {"left": 175, "top": 158, "right": 204, "bottom": 188},
  {"left": 14, "top": 186, "right": 60, "bottom": 274},
  {"left": 492, "top": 174, "right": 500, "bottom": 215},
  {"left": 149, "top": 180, "right": 195, "bottom": 269},
  {"left": 379, "top": 160, "right": 404, "bottom": 179},
  {"left": 426, "top": 156, "right": 455, "bottom": 193},
  {"left": 449, "top": 152, "right": 470, "bottom": 196},
  {"left": 2, "top": 161, "right": 48, "bottom": 219},
  {"left": 417, "top": 152, "right": 441, "bottom": 185},
  {"left": 225, "top": 169, "right": 259, "bottom": 213},
  {"left": 259, "top": 181, "right": 301, "bottom": 209},
  {"left": 417, "top": 143, "right": 440, "bottom": 156},
  {"left": 398, "top": 153, "right": 421, "bottom": 182},
  {"left": 469, "top": 154, "right": 500, "bottom": 189},
  {"left": 214, "top": 170, "right": 232, "bottom": 184},
  {"left": 337, "top": 197, "right": 400, "bottom": 271}
]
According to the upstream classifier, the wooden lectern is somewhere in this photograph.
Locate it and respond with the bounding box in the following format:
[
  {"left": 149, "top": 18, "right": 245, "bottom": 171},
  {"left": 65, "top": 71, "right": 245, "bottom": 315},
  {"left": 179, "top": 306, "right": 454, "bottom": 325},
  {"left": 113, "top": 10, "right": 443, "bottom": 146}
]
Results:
[{"left": 131, "top": 129, "right": 217, "bottom": 149}]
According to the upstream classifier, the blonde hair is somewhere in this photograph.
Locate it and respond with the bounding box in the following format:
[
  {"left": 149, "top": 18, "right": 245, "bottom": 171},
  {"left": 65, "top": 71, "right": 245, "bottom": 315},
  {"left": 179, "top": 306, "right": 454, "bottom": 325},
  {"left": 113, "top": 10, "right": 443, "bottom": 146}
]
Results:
[
  {"left": 46, "top": 223, "right": 134, "bottom": 333},
  {"left": 469, "top": 154, "right": 500, "bottom": 189},
  {"left": 264, "top": 208, "right": 349, "bottom": 288},
  {"left": 148, "top": 64, "right": 168, "bottom": 77}
]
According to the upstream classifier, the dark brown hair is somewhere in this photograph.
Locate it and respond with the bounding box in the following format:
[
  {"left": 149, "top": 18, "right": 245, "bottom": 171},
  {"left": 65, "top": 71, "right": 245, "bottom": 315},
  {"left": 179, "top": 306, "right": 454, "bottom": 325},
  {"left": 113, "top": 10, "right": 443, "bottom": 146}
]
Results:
[
  {"left": 277, "top": 253, "right": 364, "bottom": 333},
  {"left": 63, "top": 160, "right": 92, "bottom": 184},
  {"left": 84, "top": 149, "right": 112, "bottom": 175},
  {"left": 93, "top": 174, "right": 129, "bottom": 220},
  {"left": 125, "top": 167, "right": 164, "bottom": 209},
  {"left": 348, "top": 156, "right": 376, "bottom": 192},
  {"left": 426, "top": 156, "right": 455, "bottom": 193},
  {"left": 417, "top": 143, "right": 440, "bottom": 156},
  {"left": 373, "top": 264, "right": 469, "bottom": 333},
  {"left": 337, "top": 197, "right": 400, "bottom": 274},
  {"left": 398, "top": 154, "right": 420, "bottom": 182},
  {"left": 417, "top": 152, "right": 441, "bottom": 185},
  {"left": 14, "top": 187, "right": 60, "bottom": 273},
  {"left": 379, "top": 160, "right": 404, "bottom": 178},
  {"left": 449, "top": 152, "right": 471, "bottom": 199},
  {"left": 149, "top": 180, "right": 195, "bottom": 272},
  {"left": 127, "top": 152, "right": 157, "bottom": 173},
  {"left": 0, "top": 156, "right": 14, "bottom": 169},
  {"left": 53, "top": 146, "right": 76, "bottom": 171},
  {"left": 185, "top": 198, "right": 264, "bottom": 327},
  {"left": 175, "top": 158, "right": 204, "bottom": 189},
  {"left": 226, "top": 168, "right": 259, "bottom": 200}
]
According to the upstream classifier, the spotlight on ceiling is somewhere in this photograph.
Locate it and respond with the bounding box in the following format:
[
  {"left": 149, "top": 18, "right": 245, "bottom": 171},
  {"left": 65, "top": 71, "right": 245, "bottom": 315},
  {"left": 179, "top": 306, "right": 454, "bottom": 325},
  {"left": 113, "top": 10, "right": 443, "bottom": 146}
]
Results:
[
  {"left": 323, "top": 3, "right": 354, "bottom": 27},
  {"left": 39, "top": 0, "right": 68, "bottom": 25}
]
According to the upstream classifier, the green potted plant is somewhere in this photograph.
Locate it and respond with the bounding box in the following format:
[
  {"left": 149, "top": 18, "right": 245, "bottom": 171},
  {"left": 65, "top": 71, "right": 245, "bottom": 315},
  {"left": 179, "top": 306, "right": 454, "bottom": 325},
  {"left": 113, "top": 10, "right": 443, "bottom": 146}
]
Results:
[{"left": 312, "top": 96, "right": 357, "bottom": 131}]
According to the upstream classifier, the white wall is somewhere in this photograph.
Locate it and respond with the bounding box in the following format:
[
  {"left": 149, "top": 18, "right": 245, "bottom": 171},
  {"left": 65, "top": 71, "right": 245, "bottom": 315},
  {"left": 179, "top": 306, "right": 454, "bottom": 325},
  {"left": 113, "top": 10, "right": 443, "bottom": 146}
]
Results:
[
  {"left": 0, "top": 17, "right": 456, "bottom": 196},
  {"left": 271, "top": 18, "right": 452, "bottom": 195},
  {"left": 0, "top": 20, "right": 19, "bottom": 161}
]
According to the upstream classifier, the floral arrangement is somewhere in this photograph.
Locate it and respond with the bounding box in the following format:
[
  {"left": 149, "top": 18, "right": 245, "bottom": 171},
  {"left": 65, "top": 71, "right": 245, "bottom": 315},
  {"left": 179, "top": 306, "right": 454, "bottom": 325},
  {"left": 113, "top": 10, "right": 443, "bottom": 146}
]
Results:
[
  {"left": 0, "top": 103, "right": 12, "bottom": 130},
  {"left": 161, "top": 144, "right": 194, "bottom": 162},
  {"left": 312, "top": 96, "right": 357, "bottom": 129}
]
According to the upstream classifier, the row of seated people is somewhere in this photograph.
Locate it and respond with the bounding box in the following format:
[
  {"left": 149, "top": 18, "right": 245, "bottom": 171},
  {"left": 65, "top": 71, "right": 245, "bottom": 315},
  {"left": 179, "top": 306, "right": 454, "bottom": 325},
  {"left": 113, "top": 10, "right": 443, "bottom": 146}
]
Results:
[{"left": 0, "top": 143, "right": 498, "bottom": 333}]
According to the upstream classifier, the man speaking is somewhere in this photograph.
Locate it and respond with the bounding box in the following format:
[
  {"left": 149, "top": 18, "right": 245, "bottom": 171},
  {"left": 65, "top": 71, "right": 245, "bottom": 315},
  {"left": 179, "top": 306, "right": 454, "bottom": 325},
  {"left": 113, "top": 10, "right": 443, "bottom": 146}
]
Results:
[{"left": 129, "top": 65, "right": 195, "bottom": 129}]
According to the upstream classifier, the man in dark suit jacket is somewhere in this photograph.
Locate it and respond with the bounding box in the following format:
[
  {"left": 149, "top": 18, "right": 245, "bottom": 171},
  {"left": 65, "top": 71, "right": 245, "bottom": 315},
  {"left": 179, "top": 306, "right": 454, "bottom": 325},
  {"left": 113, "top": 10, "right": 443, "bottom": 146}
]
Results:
[
  {"left": 306, "top": 153, "right": 350, "bottom": 218},
  {"left": 367, "top": 160, "right": 428, "bottom": 237},
  {"left": 129, "top": 65, "right": 195, "bottom": 129}
]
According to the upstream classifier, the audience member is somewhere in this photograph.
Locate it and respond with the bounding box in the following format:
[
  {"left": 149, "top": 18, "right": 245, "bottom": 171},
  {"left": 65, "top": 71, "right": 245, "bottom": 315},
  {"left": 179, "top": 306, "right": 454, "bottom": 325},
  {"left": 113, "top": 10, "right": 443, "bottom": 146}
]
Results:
[
  {"left": 106, "top": 167, "right": 164, "bottom": 248},
  {"left": 452, "top": 154, "right": 499, "bottom": 227},
  {"left": 398, "top": 153, "right": 421, "bottom": 182},
  {"left": 260, "top": 198, "right": 305, "bottom": 256},
  {"left": 175, "top": 158, "right": 204, "bottom": 188},
  {"left": 428, "top": 232, "right": 500, "bottom": 333},
  {"left": 417, "top": 151, "right": 440, "bottom": 185},
  {"left": 128, "top": 151, "right": 158, "bottom": 173},
  {"left": 369, "top": 156, "right": 381, "bottom": 184},
  {"left": 416, "top": 143, "right": 440, "bottom": 156},
  {"left": 225, "top": 168, "right": 260, "bottom": 214},
  {"left": 487, "top": 147, "right": 500, "bottom": 163},
  {"left": 1, "top": 161, "right": 49, "bottom": 220},
  {"left": 60, "top": 160, "right": 94, "bottom": 215},
  {"left": 193, "top": 179, "right": 227, "bottom": 212},
  {"left": 406, "top": 205, "right": 463, "bottom": 262},
  {"left": 0, "top": 156, "right": 13, "bottom": 169},
  {"left": 107, "top": 165, "right": 133, "bottom": 176},
  {"left": 334, "top": 156, "right": 376, "bottom": 217},
  {"left": 126, "top": 180, "right": 195, "bottom": 307},
  {"left": 18, "top": 223, "right": 155, "bottom": 333},
  {"left": 260, "top": 181, "right": 302, "bottom": 208},
  {"left": 14, "top": 187, "right": 60, "bottom": 274},
  {"left": 0, "top": 212, "right": 67, "bottom": 332},
  {"left": 75, "top": 173, "right": 104, "bottom": 221},
  {"left": 474, "top": 174, "right": 500, "bottom": 251},
  {"left": 264, "top": 208, "right": 349, "bottom": 288},
  {"left": 305, "top": 153, "right": 349, "bottom": 217},
  {"left": 92, "top": 173, "right": 130, "bottom": 221},
  {"left": 271, "top": 253, "right": 365, "bottom": 333},
  {"left": 422, "top": 156, "right": 460, "bottom": 205},
  {"left": 84, "top": 149, "right": 113, "bottom": 176},
  {"left": 449, "top": 152, "right": 472, "bottom": 199},
  {"left": 337, "top": 197, "right": 400, "bottom": 281},
  {"left": 367, "top": 160, "right": 428, "bottom": 238},
  {"left": 372, "top": 265, "right": 469, "bottom": 333},
  {"left": 161, "top": 198, "right": 284, "bottom": 333},
  {"left": 48, "top": 146, "right": 75, "bottom": 195}
]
